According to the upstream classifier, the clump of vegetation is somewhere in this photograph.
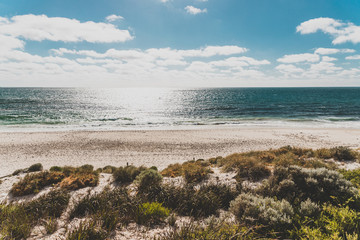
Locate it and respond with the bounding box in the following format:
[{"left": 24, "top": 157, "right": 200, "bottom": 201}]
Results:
[
  {"left": 0, "top": 190, "right": 70, "bottom": 239},
  {"left": 66, "top": 221, "right": 107, "bottom": 240},
  {"left": 101, "top": 165, "right": 117, "bottom": 174},
  {"left": 135, "top": 202, "right": 170, "bottom": 226},
  {"left": 50, "top": 166, "right": 63, "bottom": 172},
  {"left": 339, "top": 168, "right": 360, "bottom": 188},
  {"left": 146, "top": 183, "right": 239, "bottom": 218},
  {"left": 135, "top": 169, "right": 163, "bottom": 192},
  {"left": 157, "top": 221, "right": 258, "bottom": 240},
  {"left": 258, "top": 166, "right": 358, "bottom": 204},
  {"left": 28, "top": 163, "right": 43, "bottom": 172},
  {"left": 10, "top": 171, "right": 65, "bottom": 197},
  {"left": 113, "top": 165, "right": 147, "bottom": 184},
  {"left": 11, "top": 165, "right": 99, "bottom": 196},
  {"left": 161, "top": 160, "right": 212, "bottom": 183},
  {"left": 230, "top": 193, "right": 294, "bottom": 230},
  {"left": 315, "top": 146, "right": 359, "bottom": 161}
]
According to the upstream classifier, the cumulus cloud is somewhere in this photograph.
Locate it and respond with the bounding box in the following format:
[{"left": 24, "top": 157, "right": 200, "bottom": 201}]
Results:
[
  {"left": 185, "top": 6, "right": 207, "bottom": 15},
  {"left": 0, "top": 14, "right": 133, "bottom": 43},
  {"left": 322, "top": 56, "right": 337, "bottom": 62},
  {"left": 314, "top": 48, "right": 355, "bottom": 55},
  {"left": 276, "top": 64, "right": 304, "bottom": 74},
  {"left": 346, "top": 55, "right": 360, "bottom": 60},
  {"left": 277, "top": 53, "right": 320, "bottom": 63},
  {"left": 106, "top": 14, "right": 124, "bottom": 22},
  {"left": 52, "top": 45, "right": 248, "bottom": 60},
  {"left": 297, "top": 17, "right": 360, "bottom": 45}
]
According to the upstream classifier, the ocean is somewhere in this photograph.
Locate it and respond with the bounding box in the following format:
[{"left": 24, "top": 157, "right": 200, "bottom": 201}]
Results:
[{"left": 1, "top": 87, "right": 360, "bottom": 131}]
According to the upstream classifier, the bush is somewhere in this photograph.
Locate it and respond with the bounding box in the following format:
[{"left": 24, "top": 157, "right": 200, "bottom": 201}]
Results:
[
  {"left": 50, "top": 166, "right": 63, "bottom": 172},
  {"left": 66, "top": 221, "right": 107, "bottom": 240},
  {"left": 295, "top": 204, "right": 360, "bottom": 239},
  {"left": 230, "top": 193, "right": 294, "bottom": 230},
  {"left": 339, "top": 169, "right": 360, "bottom": 188},
  {"left": 102, "top": 165, "right": 116, "bottom": 174},
  {"left": 70, "top": 187, "right": 134, "bottom": 222},
  {"left": 10, "top": 171, "right": 65, "bottom": 197},
  {"left": 28, "top": 163, "right": 43, "bottom": 172},
  {"left": 136, "top": 202, "right": 170, "bottom": 225},
  {"left": 161, "top": 163, "right": 183, "bottom": 178},
  {"left": 299, "top": 199, "right": 321, "bottom": 217},
  {"left": 234, "top": 159, "right": 271, "bottom": 182},
  {"left": 331, "top": 146, "right": 358, "bottom": 161},
  {"left": 157, "top": 221, "right": 257, "bottom": 240},
  {"left": 113, "top": 165, "right": 147, "bottom": 184},
  {"left": 258, "top": 166, "right": 358, "bottom": 205},
  {"left": 135, "top": 169, "right": 163, "bottom": 192},
  {"left": 0, "top": 190, "right": 70, "bottom": 239},
  {"left": 147, "top": 183, "right": 239, "bottom": 218},
  {"left": 183, "top": 162, "right": 212, "bottom": 183},
  {"left": 59, "top": 172, "right": 99, "bottom": 191}
]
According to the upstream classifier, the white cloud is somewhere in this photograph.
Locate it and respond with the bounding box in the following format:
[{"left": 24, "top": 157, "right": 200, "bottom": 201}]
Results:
[
  {"left": 297, "top": 18, "right": 360, "bottom": 45},
  {"left": 0, "top": 14, "right": 133, "bottom": 43},
  {"left": 346, "top": 55, "right": 360, "bottom": 60},
  {"left": 52, "top": 45, "right": 248, "bottom": 60},
  {"left": 277, "top": 53, "right": 320, "bottom": 63},
  {"left": 0, "top": 35, "right": 25, "bottom": 52},
  {"left": 185, "top": 6, "right": 207, "bottom": 15},
  {"left": 105, "top": 14, "right": 124, "bottom": 22},
  {"left": 322, "top": 56, "right": 337, "bottom": 62},
  {"left": 276, "top": 64, "right": 304, "bottom": 74},
  {"left": 309, "top": 61, "right": 342, "bottom": 73},
  {"left": 314, "top": 48, "right": 355, "bottom": 55}
]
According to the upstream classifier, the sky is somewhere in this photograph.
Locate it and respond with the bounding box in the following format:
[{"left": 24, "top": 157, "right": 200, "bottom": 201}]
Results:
[{"left": 1, "top": 0, "right": 360, "bottom": 87}]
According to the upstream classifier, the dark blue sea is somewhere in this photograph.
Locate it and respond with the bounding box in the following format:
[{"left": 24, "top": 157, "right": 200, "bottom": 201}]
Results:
[{"left": 1, "top": 88, "right": 360, "bottom": 131}]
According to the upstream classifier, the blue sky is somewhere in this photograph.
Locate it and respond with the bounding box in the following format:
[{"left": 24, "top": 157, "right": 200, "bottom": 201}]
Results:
[{"left": 0, "top": 0, "right": 360, "bottom": 87}]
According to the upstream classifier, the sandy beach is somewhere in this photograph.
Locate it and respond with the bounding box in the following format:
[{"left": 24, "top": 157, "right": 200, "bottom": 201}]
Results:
[{"left": 1, "top": 126, "right": 360, "bottom": 177}]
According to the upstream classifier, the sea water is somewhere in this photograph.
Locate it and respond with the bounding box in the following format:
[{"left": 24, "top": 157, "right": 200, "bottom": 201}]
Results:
[{"left": 1, "top": 87, "right": 360, "bottom": 131}]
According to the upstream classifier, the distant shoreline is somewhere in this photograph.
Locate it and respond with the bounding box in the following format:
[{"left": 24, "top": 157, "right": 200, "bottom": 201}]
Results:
[{"left": 1, "top": 127, "right": 359, "bottom": 177}]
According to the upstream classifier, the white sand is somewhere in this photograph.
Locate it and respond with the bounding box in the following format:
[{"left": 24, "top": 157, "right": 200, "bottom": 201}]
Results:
[{"left": 0, "top": 126, "right": 360, "bottom": 177}]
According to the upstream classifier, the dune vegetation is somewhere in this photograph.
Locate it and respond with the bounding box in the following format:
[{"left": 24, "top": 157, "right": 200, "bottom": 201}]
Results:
[{"left": 0, "top": 146, "right": 360, "bottom": 239}]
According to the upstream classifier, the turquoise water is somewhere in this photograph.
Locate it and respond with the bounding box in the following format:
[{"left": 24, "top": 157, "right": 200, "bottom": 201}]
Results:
[{"left": 1, "top": 87, "right": 360, "bottom": 131}]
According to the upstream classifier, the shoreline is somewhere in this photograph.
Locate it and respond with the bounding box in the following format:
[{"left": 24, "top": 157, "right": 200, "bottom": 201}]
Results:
[{"left": 1, "top": 127, "right": 359, "bottom": 177}]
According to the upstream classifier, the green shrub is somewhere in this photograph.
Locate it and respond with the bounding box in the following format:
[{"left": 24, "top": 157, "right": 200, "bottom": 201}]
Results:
[
  {"left": 299, "top": 199, "right": 321, "bottom": 217},
  {"left": 25, "top": 189, "right": 70, "bottom": 219},
  {"left": 28, "top": 163, "right": 43, "bottom": 172},
  {"left": 258, "top": 166, "right": 358, "bottom": 205},
  {"left": 339, "top": 169, "right": 360, "bottom": 188},
  {"left": 295, "top": 204, "right": 360, "bottom": 239},
  {"left": 230, "top": 193, "right": 294, "bottom": 230},
  {"left": 12, "top": 169, "right": 24, "bottom": 176},
  {"left": 50, "top": 166, "right": 63, "bottom": 172},
  {"left": 102, "top": 165, "right": 116, "bottom": 174},
  {"left": 331, "top": 146, "right": 358, "bottom": 161},
  {"left": 79, "top": 164, "right": 94, "bottom": 172},
  {"left": 184, "top": 163, "right": 211, "bottom": 183},
  {"left": 136, "top": 169, "right": 163, "bottom": 192},
  {"left": 233, "top": 159, "right": 271, "bottom": 182},
  {"left": 136, "top": 202, "right": 170, "bottom": 226},
  {"left": 44, "top": 217, "right": 58, "bottom": 234},
  {"left": 147, "top": 183, "right": 238, "bottom": 218},
  {"left": 113, "top": 165, "right": 147, "bottom": 184},
  {"left": 0, "top": 190, "right": 70, "bottom": 239},
  {"left": 66, "top": 221, "right": 107, "bottom": 240},
  {"left": 157, "top": 221, "right": 257, "bottom": 240},
  {"left": 70, "top": 187, "right": 134, "bottom": 222}
]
